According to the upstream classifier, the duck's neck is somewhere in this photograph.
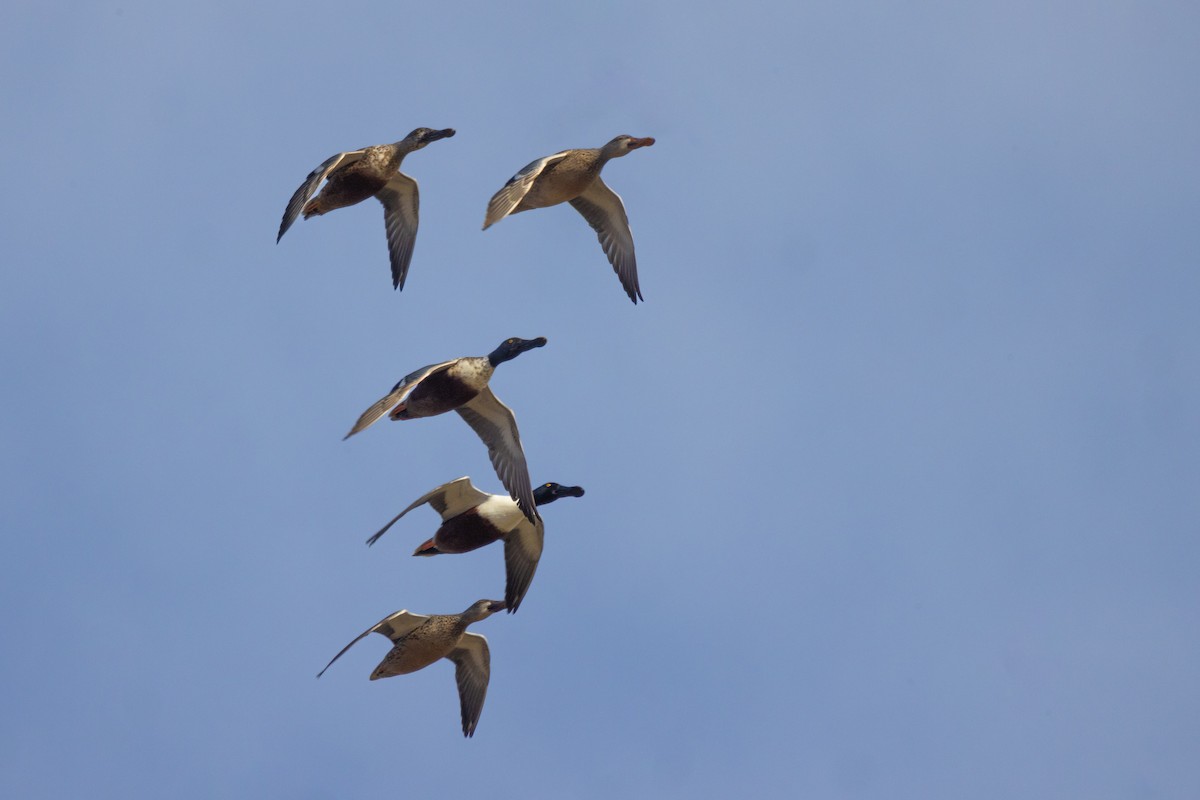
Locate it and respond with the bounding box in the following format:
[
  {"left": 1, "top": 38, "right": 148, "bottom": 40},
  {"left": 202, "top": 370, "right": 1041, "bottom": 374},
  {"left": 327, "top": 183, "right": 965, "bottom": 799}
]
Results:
[
  {"left": 487, "top": 347, "right": 513, "bottom": 367},
  {"left": 597, "top": 140, "right": 629, "bottom": 166},
  {"left": 384, "top": 142, "right": 416, "bottom": 168},
  {"left": 459, "top": 609, "right": 489, "bottom": 626}
]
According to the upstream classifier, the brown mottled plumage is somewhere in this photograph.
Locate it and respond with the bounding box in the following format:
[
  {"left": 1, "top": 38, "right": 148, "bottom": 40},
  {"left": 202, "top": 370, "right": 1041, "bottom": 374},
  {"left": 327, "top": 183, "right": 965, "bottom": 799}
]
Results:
[
  {"left": 483, "top": 134, "right": 655, "bottom": 303},
  {"left": 317, "top": 599, "right": 505, "bottom": 737},
  {"left": 276, "top": 127, "right": 455, "bottom": 290}
]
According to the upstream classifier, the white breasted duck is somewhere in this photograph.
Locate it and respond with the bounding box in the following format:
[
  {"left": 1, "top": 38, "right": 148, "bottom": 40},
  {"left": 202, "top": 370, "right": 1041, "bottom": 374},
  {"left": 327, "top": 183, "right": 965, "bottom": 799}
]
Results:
[
  {"left": 317, "top": 599, "right": 505, "bottom": 738},
  {"left": 276, "top": 127, "right": 456, "bottom": 290},
  {"left": 366, "top": 476, "right": 585, "bottom": 613},
  {"left": 344, "top": 337, "right": 547, "bottom": 522},
  {"left": 483, "top": 135, "right": 656, "bottom": 303}
]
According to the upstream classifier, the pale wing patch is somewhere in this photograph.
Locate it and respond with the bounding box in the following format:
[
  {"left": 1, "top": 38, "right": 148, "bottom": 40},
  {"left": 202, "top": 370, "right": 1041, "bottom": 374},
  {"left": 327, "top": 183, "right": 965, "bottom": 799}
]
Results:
[
  {"left": 482, "top": 152, "right": 569, "bottom": 229},
  {"left": 277, "top": 150, "right": 366, "bottom": 242},
  {"left": 374, "top": 610, "right": 430, "bottom": 642},
  {"left": 366, "top": 477, "right": 490, "bottom": 547},
  {"left": 343, "top": 360, "right": 458, "bottom": 439},
  {"left": 433, "top": 477, "right": 493, "bottom": 518},
  {"left": 317, "top": 609, "right": 429, "bottom": 678}
]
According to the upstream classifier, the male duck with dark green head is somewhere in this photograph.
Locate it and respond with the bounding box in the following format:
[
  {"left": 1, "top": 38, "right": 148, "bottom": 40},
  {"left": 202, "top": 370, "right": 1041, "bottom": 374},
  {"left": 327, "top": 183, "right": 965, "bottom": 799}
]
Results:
[{"left": 367, "top": 476, "right": 585, "bottom": 612}]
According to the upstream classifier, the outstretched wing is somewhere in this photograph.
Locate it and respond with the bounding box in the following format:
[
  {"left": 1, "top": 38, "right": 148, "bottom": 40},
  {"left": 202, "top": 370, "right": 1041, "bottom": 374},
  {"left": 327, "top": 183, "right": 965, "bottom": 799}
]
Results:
[
  {"left": 482, "top": 151, "right": 570, "bottom": 229},
  {"left": 277, "top": 150, "right": 366, "bottom": 242},
  {"left": 569, "top": 176, "right": 642, "bottom": 303},
  {"left": 448, "top": 632, "right": 491, "bottom": 737},
  {"left": 375, "top": 172, "right": 420, "bottom": 290},
  {"left": 343, "top": 360, "right": 458, "bottom": 440},
  {"left": 455, "top": 387, "right": 538, "bottom": 523},
  {"left": 503, "top": 516, "right": 544, "bottom": 612},
  {"left": 366, "top": 476, "right": 492, "bottom": 546},
  {"left": 316, "top": 609, "right": 429, "bottom": 678}
]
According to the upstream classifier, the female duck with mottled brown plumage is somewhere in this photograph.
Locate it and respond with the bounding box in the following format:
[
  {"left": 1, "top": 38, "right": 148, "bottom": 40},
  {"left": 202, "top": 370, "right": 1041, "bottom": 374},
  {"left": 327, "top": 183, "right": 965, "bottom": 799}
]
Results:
[
  {"left": 317, "top": 599, "right": 505, "bottom": 737},
  {"left": 276, "top": 127, "right": 456, "bottom": 290},
  {"left": 483, "top": 134, "right": 655, "bottom": 303}
]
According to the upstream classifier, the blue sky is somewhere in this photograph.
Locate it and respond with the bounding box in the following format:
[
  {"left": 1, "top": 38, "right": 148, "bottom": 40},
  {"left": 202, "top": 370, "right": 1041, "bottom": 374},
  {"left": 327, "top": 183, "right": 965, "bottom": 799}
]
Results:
[{"left": 2, "top": 1, "right": 1198, "bottom": 797}]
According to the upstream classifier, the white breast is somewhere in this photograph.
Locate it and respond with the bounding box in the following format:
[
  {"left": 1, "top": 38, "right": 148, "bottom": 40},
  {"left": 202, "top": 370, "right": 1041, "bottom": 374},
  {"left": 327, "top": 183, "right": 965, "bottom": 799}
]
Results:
[{"left": 473, "top": 494, "right": 525, "bottom": 534}]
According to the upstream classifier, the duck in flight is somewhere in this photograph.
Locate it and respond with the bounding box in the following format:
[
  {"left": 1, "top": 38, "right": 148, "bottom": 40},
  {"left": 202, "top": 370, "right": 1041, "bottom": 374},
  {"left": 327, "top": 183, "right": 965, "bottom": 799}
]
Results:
[
  {"left": 367, "top": 476, "right": 585, "bottom": 613},
  {"left": 317, "top": 599, "right": 505, "bottom": 737},
  {"left": 483, "top": 134, "right": 655, "bottom": 303},
  {"left": 277, "top": 127, "right": 456, "bottom": 290}
]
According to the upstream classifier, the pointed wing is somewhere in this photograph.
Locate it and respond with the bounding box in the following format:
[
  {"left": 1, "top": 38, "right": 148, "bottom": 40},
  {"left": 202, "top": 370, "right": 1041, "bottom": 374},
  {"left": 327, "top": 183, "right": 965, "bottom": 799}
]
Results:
[
  {"left": 375, "top": 172, "right": 420, "bottom": 290},
  {"left": 366, "top": 476, "right": 492, "bottom": 546},
  {"left": 343, "top": 360, "right": 458, "bottom": 440},
  {"left": 569, "top": 176, "right": 643, "bottom": 303},
  {"left": 448, "top": 632, "right": 491, "bottom": 737},
  {"left": 277, "top": 150, "right": 366, "bottom": 242},
  {"left": 503, "top": 516, "right": 544, "bottom": 612},
  {"left": 316, "top": 609, "right": 429, "bottom": 678},
  {"left": 482, "top": 151, "right": 570, "bottom": 229},
  {"left": 455, "top": 387, "right": 538, "bottom": 523}
]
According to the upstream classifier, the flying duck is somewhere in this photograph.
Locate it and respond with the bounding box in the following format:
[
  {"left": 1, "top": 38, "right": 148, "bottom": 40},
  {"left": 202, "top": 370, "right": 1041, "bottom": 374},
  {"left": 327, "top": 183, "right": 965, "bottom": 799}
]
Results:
[
  {"left": 483, "top": 134, "right": 655, "bottom": 304},
  {"left": 276, "top": 127, "right": 456, "bottom": 290},
  {"left": 366, "top": 476, "right": 585, "bottom": 612},
  {"left": 344, "top": 337, "right": 547, "bottom": 522},
  {"left": 317, "top": 599, "right": 505, "bottom": 737}
]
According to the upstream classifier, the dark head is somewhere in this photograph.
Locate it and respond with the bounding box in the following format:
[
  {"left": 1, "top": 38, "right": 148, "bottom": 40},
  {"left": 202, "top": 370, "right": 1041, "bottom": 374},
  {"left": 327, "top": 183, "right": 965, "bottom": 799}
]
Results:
[
  {"left": 532, "top": 482, "right": 585, "bottom": 507},
  {"left": 404, "top": 127, "right": 456, "bottom": 150},
  {"left": 487, "top": 336, "right": 547, "bottom": 367},
  {"left": 602, "top": 134, "right": 655, "bottom": 159}
]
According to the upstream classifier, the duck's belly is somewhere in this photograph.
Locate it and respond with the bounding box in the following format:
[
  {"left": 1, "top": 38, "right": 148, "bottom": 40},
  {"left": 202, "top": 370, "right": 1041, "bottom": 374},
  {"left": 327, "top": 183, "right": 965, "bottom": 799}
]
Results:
[
  {"left": 433, "top": 509, "right": 506, "bottom": 554},
  {"left": 402, "top": 371, "right": 481, "bottom": 417},
  {"left": 314, "top": 169, "right": 387, "bottom": 212},
  {"left": 517, "top": 168, "right": 595, "bottom": 211},
  {"left": 373, "top": 636, "right": 453, "bottom": 678}
]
